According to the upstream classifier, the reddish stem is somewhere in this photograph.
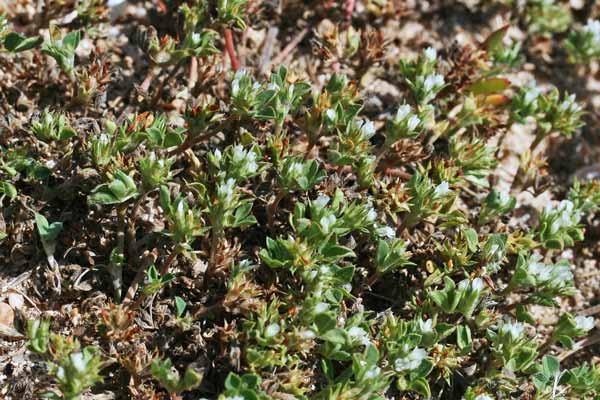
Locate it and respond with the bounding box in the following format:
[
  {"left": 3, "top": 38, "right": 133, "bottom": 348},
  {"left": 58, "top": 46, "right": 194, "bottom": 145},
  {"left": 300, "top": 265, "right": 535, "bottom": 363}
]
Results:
[{"left": 224, "top": 28, "right": 240, "bottom": 71}]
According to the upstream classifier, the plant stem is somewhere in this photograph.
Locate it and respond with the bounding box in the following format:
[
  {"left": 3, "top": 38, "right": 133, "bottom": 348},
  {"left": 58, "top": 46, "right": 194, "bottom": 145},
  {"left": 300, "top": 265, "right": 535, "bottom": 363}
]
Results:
[
  {"left": 159, "top": 248, "right": 179, "bottom": 277},
  {"left": 126, "top": 190, "right": 152, "bottom": 264},
  {"left": 267, "top": 190, "right": 286, "bottom": 230},
  {"left": 206, "top": 227, "right": 223, "bottom": 285},
  {"left": 510, "top": 133, "right": 544, "bottom": 192},
  {"left": 167, "top": 119, "right": 231, "bottom": 157},
  {"left": 366, "top": 272, "right": 380, "bottom": 288},
  {"left": 124, "top": 247, "right": 179, "bottom": 307},
  {"left": 110, "top": 204, "right": 127, "bottom": 302},
  {"left": 224, "top": 28, "right": 240, "bottom": 71}
]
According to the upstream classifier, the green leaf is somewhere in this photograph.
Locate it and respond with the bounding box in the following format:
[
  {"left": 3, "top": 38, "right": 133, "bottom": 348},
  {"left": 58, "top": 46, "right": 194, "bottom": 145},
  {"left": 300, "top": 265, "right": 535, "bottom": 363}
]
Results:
[
  {"left": 408, "top": 377, "right": 431, "bottom": 398},
  {"left": 467, "top": 78, "right": 511, "bottom": 95},
  {"left": 62, "top": 30, "right": 81, "bottom": 50},
  {"left": 464, "top": 228, "right": 478, "bottom": 253},
  {"left": 321, "top": 328, "right": 347, "bottom": 345},
  {"left": 4, "top": 32, "right": 42, "bottom": 52},
  {"left": 515, "top": 304, "right": 535, "bottom": 324},
  {"left": 175, "top": 296, "right": 186, "bottom": 317},
  {"left": 35, "top": 212, "right": 63, "bottom": 257},
  {"left": 0, "top": 181, "right": 17, "bottom": 200},
  {"left": 456, "top": 325, "right": 472, "bottom": 353},
  {"left": 314, "top": 312, "right": 337, "bottom": 334},
  {"left": 543, "top": 355, "right": 560, "bottom": 377},
  {"left": 321, "top": 244, "right": 355, "bottom": 260},
  {"left": 483, "top": 25, "right": 509, "bottom": 53}
]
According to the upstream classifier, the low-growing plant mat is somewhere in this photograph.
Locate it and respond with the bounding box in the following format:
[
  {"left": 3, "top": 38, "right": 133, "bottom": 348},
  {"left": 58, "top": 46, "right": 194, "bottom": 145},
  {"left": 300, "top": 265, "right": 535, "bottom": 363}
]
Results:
[{"left": 2, "top": 1, "right": 600, "bottom": 399}]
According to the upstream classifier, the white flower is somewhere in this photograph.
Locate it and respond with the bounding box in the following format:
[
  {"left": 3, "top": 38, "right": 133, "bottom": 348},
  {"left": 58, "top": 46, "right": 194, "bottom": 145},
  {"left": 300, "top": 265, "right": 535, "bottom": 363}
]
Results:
[
  {"left": 107, "top": 0, "right": 127, "bottom": 6},
  {"left": 471, "top": 277, "right": 484, "bottom": 291},
  {"left": 246, "top": 158, "right": 258, "bottom": 174},
  {"left": 366, "top": 204, "right": 377, "bottom": 222},
  {"left": 418, "top": 318, "right": 433, "bottom": 333},
  {"left": 319, "top": 265, "right": 331, "bottom": 275},
  {"left": 320, "top": 214, "right": 337, "bottom": 233},
  {"left": 474, "top": 395, "right": 494, "bottom": 400},
  {"left": 218, "top": 178, "right": 236, "bottom": 206},
  {"left": 265, "top": 323, "right": 280, "bottom": 337},
  {"left": 364, "top": 366, "right": 381, "bottom": 380},
  {"left": 584, "top": 19, "right": 600, "bottom": 42},
  {"left": 458, "top": 277, "right": 483, "bottom": 292},
  {"left": 394, "top": 348, "right": 427, "bottom": 372},
  {"left": 176, "top": 201, "right": 185, "bottom": 217},
  {"left": 98, "top": 133, "right": 110, "bottom": 144},
  {"left": 424, "top": 46, "right": 437, "bottom": 62},
  {"left": 559, "top": 94, "right": 581, "bottom": 113},
  {"left": 377, "top": 226, "right": 396, "bottom": 239},
  {"left": 299, "top": 330, "right": 316, "bottom": 340},
  {"left": 547, "top": 199, "right": 580, "bottom": 233},
  {"left": 232, "top": 145, "right": 245, "bottom": 163},
  {"left": 434, "top": 181, "right": 451, "bottom": 197},
  {"left": 314, "top": 194, "right": 330, "bottom": 210},
  {"left": 498, "top": 190, "right": 510, "bottom": 205},
  {"left": 488, "top": 244, "right": 500, "bottom": 259},
  {"left": 523, "top": 87, "right": 540, "bottom": 106},
  {"left": 325, "top": 108, "right": 337, "bottom": 122},
  {"left": 348, "top": 326, "right": 371, "bottom": 346},
  {"left": 360, "top": 119, "right": 375, "bottom": 138},
  {"left": 231, "top": 79, "right": 240, "bottom": 97},
  {"left": 423, "top": 74, "right": 445, "bottom": 92},
  {"left": 71, "top": 352, "right": 86, "bottom": 372},
  {"left": 291, "top": 162, "right": 303, "bottom": 177},
  {"left": 342, "top": 283, "right": 352, "bottom": 292},
  {"left": 314, "top": 302, "right": 329, "bottom": 313},
  {"left": 56, "top": 366, "right": 66, "bottom": 380},
  {"left": 223, "top": 396, "right": 244, "bottom": 400},
  {"left": 407, "top": 115, "right": 421, "bottom": 131},
  {"left": 395, "top": 104, "right": 411, "bottom": 122},
  {"left": 575, "top": 315, "right": 595, "bottom": 332},
  {"left": 190, "top": 32, "right": 201, "bottom": 45},
  {"left": 213, "top": 149, "right": 222, "bottom": 162},
  {"left": 500, "top": 322, "right": 524, "bottom": 340}
]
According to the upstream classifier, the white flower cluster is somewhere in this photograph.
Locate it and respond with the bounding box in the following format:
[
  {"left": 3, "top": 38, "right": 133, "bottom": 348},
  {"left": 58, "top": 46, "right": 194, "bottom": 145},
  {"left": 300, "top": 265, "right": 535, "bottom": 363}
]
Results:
[
  {"left": 348, "top": 326, "right": 371, "bottom": 347},
  {"left": 424, "top": 46, "right": 437, "bottom": 62},
  {"left": 523, "top": 86, "right": 540, "bottom": 107},
  {"left": 394, "top": 347, "right": 427, "bottom": 372},
  {"left": 232, "top": 144, "right": 258, "bottom": 174},
  {"left": 417, "top": 318, "right": 433, "bottom": 333},
  {"left": 575, "top": 315, "right": 595, "bottom": 332},
  {"left": 394, "top": 104, "right": 421, "bottom": 135},
  {"left": 313, "top": 194, "right": 330, "bottom": 210},
  {"left": 473, "top": 394, "right": 494, "bottom": 400},
  {"left": 231, "top": 69, "right": 261, "bottom": 98},
  {"left": 497, "top": 190, "right": 511, "bottom": 207},
  {"left": 584, "top": 19, "right": 600, "bottom": 44},
  {"left": 558, "top": 94, "right": 582, "bottom": 114},
  {"left": 217, "top": 178, "right": 236, "bottom": 208},
  {"left": 422, "top": 74, "right": 445, "bottom": 93},
  {"left": 525, "top": 254, "right": 573, "bottom": 289},
  {"left": 434, "top": 181, "right": 452, "bottom": 198},
  {"left": 544, "top": 199, "right": 581, "bottom": 234},
  {"left": 358, "top": 119, "right": 376, "bottom": 139},
  {"left": 458, "top": 277, "right": 485, "bottom": 293},
  {"left": 499, "top": 321, "right": 525, "bottom": 341},
  {"left": 320, "top": 214, "right": 337, "bottom": 234}
]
